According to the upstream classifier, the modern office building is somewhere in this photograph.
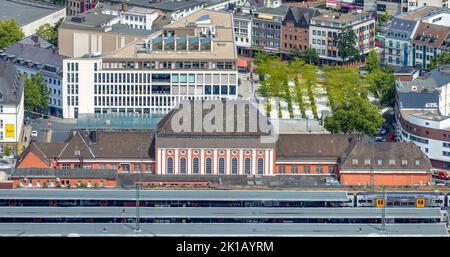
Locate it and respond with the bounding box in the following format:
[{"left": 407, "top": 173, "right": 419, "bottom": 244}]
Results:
[
  {"left": 309, "top": 10, "right": 376, "bottom": 65},
  {"left": 62, "top": 9, "right": 238, "bottom": 118},
  {"left": 0, "top": 61, "right": 25, "bottom": 157},
  {"left": 58, "top": 3, "right": 165, "bottom": 58},
  {"left": 2, "top": 42, "right": 65, "bottom": 117},
  {"left": 395, "top": 65, "right": 450, "bottom": 169}
]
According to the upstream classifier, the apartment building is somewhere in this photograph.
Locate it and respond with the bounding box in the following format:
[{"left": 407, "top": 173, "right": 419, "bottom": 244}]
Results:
[
  {"left": 251, "top": 6, "right": 289, "bottom": 53},
  {"left": 395, "top": 65, "right": 450, "bottom": 169},
  {"left": 376, "top": 0, "right": 449, "bottom": 16},
  {"left": 62, "top": 9, "right": 238, "bottom": 118},
  {"left": 411, "top": 22, "right": 450, "bottom": 69},
  {"left": 384, "top": 17, "right": 418, "bottom": 66},
  {"left": 281, "top": 6, "right": 321, "bottom": 54},
  {"left": 309, "top": 10, "right": 376, "bottom": 65},
  {"left": 0, "top": 61, "right": 25, "bottom": 157}
]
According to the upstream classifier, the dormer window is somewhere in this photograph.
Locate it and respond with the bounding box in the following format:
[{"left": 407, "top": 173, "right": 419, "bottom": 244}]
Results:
[
  {"left": 0, "top": 92, "right": 3, "bottom": 101},
  {"left": 415, "top": 160, "right": 420, "bottom": 166},
  {"left": 365, "top": 159, "right": 371, "bottom": 165},
  {"left": 389, "top": 159, "right": 395, "bottom": 165},
  {"left": 377, "top": 160, "right": 383, "bottom": 166},
  {"left": 352, "top": 159, "right": 358, "bottom": 165},
  {"left": 402, "top": 160, "right": 408, "bottom": 165}
]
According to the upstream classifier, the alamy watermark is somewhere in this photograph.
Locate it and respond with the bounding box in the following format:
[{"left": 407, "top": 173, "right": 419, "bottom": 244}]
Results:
[{"left": 170, "top": 98, "right": 279, "bottom": 143}]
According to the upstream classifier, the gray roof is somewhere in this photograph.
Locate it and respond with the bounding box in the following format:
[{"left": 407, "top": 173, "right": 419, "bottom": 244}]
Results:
[
  {"left": 0, "top": 0, "right": 64, "bottom": 27},
  {"left": 11, "top": 168, "right": 117, "bottom": 180},
  {"left": 0, "top": 61, "right": 24, "bottom": 105},
  {"left": 110, "top": 24, "right": 158, "bottom": 36},
  {"left": 397, "top": 65, "right": 450, "bottom": 92},
  {"left": 107, "top": 0, "right": 157, "bottom": 8},
  {"left": 148, "top": 0, "right": 206, "bottom": 12},
  {"left": 4, "top": 43, "right": 64, "bottom": 68},
  {"left": 0, "top": 207, "right": 441, "bottom": 219},
  {"left": 385, "top": 17, "right": 417, "bottom": 41},
  {"left": 341, "top": 141, "right": 432, "bottom": 171},
  {"left": 398, "top": 92, "right": 440, "bottom": 109},
  {"left": 17, "top": 35, "right": 53, "bottom": 50},
  {"left": 255, "top": 5, "right": 289, "bottom": 17},
  {"left": 0, "top": 189, "right": 349, "bottom": 201},
  {"left": 0, "top": 223, "right": 447, "bottom": 236}
]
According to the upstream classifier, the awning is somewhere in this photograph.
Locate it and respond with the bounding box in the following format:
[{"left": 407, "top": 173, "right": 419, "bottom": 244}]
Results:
[{"left": 237, "top": 58, "right": 247, "bottom": 68}]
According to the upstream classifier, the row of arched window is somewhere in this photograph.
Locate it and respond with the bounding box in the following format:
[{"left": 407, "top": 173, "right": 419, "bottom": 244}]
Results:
[{"left": 166, "top": 157, "right": 264, "bottom": 175}]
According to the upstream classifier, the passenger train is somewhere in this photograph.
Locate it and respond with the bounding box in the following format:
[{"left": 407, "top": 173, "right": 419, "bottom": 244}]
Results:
[{"left": 345, "top": 192, "right": 449, "bottom": 209}]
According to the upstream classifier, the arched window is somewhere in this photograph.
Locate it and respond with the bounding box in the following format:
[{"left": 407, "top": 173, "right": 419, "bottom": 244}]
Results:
[
  {"left": 231, "top": 158, "right": 238, "bottom": 175},
  {"left": 205, "top": 157, "right": 212, "bottom": 174},
  {"left": 218, "top": 158, "right": 225, "bottom": 175},
  {"left": 167, "top": 157, "right": 173, "bottom": 174},
  {"left": 180, "top": 157, "right": 186, "bottom": 174},
  {"left": 192, "top": 157, "right": 199, "bottom": 175},
  {"left": 257, "top": 158, "right": 264, "bottom": 175},
  {"left": 244, "top": 158, "right": 251, "bottom": 174}
]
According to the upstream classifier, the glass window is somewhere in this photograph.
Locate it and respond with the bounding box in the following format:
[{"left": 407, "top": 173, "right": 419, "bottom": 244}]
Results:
[
  {"left": 172, "top": 74, "right": 179, "bottom": 83},
  {"left": 303, "top": 166, "right": 310, "bottom": 174},
  {"left": 206, "top": 158, "right": 212, "bottom": 174},
  {"left": 180, "top": 74, "right": 187, "bottom": 83},
  {"left": 193, "top": 157, "right": 199, "bottom": 174},
  {"left": 188, "top": 74, "right": 195, "bottom": 83},
  {"left": 257, "top": 158, "right": 264, "bottom": 175},
  {"left": 180, "top": 157, "right": 186, "bottom": 174},
  {"left": 218, "top": 158, "right": 225, "bottom": 175},
  {"left": 244, "top": 158, "right": 251, "bottom": 174},
  {"left": 231, "top": 158, "right": 238, "bottom": 175},
  {"left": 167, "top": 157, "right": 173, "bottom": 174}
]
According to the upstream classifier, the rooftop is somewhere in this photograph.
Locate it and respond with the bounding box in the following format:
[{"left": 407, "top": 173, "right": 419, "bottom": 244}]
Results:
[
  {"left": 399, "top": 6, "right": 441, "bottom": 21},
  {"left": 3, "top": 43, "right": 65, "bottom": 70},
  {"left": 0, "top": 207, "right": 441, "bottom": 219},
  {"left": 103, "top": 9, "right": 236, "bottom": 61},
  {"left": 341, "top": 141, "right": 432, "bottom": 171},
  {"left": 0, "top": 189, "right": 349, "bottom": 201},
  {"left": 148, "top": 0, "right": 206, "bottom": 12},
  {"left": 385, "top": 17, "right": 417, "bottom": 41},
  {"left": 0, "top": 61, "right": 24, "bottom": 105},
  {"left": 412, "top": 22, "right": 450, "bottom": 48},
  {"left": 275, "top": 134, "right": 356, "bottom": 162},
  {"left": 0, "top": 0, "right": 64, "bottom": 27},
  {"left": 312, "top": 10, "right": 374, "bottom": 24},
  {"left": 397, "top": 65, "right": 450, "bottom": 92},
  {"left": 0, "top": 223, "right": 446, "bottom": 236},
  {"left": 282, "top": 6, "right": 321, "bottom": 27},
  {"left": 254, "top": 5, "right": 290, "bottom": 17},
  {"left": 11, "top": 168, "right": 117, "bottom": 180}
]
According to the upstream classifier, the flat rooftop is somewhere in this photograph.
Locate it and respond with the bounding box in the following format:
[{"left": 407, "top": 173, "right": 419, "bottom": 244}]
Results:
[
  {"left": 400, "top": 6, "right": 441, "bottom": 21},
  {"left": 312, "top": 10, "right": 373, "bottom": 24},
  {"left": 0, "top": 189, "right": 349, "bottom": 201},
  {"left": 0, "top": 0, "right": 64, "bottom": 27},
  {"left": 0, "top": 223, "right": 447, "bottom": 236},
  {"left": 0, "top": 207, "right": 442, "bottom": 219},
  {"left": 103, "top": 9, "right": 236, "bottom": 61}
]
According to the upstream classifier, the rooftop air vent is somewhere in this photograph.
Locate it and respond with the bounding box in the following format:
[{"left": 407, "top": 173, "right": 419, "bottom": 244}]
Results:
[{"left": 71, "top": 16, "right": 86, "bottom": 23}]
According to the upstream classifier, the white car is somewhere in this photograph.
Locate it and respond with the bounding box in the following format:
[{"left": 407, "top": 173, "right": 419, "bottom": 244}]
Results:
[{"left": 31, "top": 130, "right": 38, "bottom": 138}]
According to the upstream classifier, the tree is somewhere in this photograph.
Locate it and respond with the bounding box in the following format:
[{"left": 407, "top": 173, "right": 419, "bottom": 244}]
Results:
[
  {"left": 379, "top": 12, "right": 391, "bottom": 23},
  {"left": 291, "top": 47, "right": 319, "bottom": 65},
  {"left": 0, "top": 19, "right": 24, "bottom": 49},
  {"left": 428, "top": 52, "right": 450, "bottom": 71},
  {"left": 36, "top": 18, "right": 63, "bottom": 46},
  {"left": 36, "top": 23, "right": 58, "bottom": 46},
  {"left": 32, "top": 74, "right": 51, "bottom": 113},
  {"left": 336, "top": 26, "right": 359, "bottom": 64},
  {"left": 23, "top": 74, "right": 41, "bottom": 112},
  {"left": 364, "top": 49, "right": 381, "bottom": 73},
  {"left": 323, "top": 66, "right": 384, "bottom": 135}
]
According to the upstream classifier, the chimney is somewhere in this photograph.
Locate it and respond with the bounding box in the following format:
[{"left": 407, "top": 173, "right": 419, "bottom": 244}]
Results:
[
  {"left": 121, "top": 2, "right": 127, "bottom": 12},
  {"left": 31, "top": 35, "right": 39, "bottom": 43}
]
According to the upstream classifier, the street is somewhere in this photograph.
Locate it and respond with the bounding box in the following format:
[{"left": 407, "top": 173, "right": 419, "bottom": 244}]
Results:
[{"left": 27, "top": 112, "right": 76, "bottom": 143}]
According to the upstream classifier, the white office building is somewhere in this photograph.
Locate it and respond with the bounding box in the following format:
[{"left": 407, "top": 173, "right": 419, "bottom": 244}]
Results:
[{"left": 62, "top": 9, "right": 238, "bottom": 118}]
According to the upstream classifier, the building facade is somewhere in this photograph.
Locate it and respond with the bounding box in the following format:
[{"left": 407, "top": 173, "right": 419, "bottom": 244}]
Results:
[
  {"left": 0, "top": 61, "right": 25, "bottom": 157},
  {"left": 395, "top": 65, "right": 450, "bottom": 169},
  {"left": 66, "top": 0, "right": 98, "bottom": 16},
  {"left": 251, "top": 6, "right": 289, "bottom": 53},
  {"left": 383, "top": 17, "right": 418, "bottom": 67},
  {"left": 2, "top": 43, "right": 65, "bottom": 117},
  {"left": 62, "top": 10, "right": 238, "bottom": 118},
  {"left": 309, "top": 10, "right": 376, "bottom": 65},
  {"left": 281, "top": 6, "right": 320, "bottom": 54}
]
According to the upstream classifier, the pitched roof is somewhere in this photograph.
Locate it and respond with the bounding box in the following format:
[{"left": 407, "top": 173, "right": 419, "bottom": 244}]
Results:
[
  {"left": 341, "top": 141, "right": 432, "bottom": 170},
  {"left": 0, "top": 61, "right": 24, "bottom": 105},
  {"left": 385, "top": 17, "right": 417, "bottom": 41},
  {"left": 275, "top": 134, "right": 357, "bottom": 162},
  {"left": 19, "top": 130, "right": 155, "bottom": 163},
  {"left": 156, "top": 99, "right": 272, "bottom": 137},
  {"left": 397, "top": 65, "right": 450, "bottom": 92},
  {"left": 412, "top": 22, "right": 450, "bottom": 48},
  {"left": 283, "top": 6, "right": 320, "bottom": 27},
  {"left": 397, "top": 92, "right": 440, "bottom": 109},
  {"left": 4, "top": 43, "right": 64, "bottom": 68}
]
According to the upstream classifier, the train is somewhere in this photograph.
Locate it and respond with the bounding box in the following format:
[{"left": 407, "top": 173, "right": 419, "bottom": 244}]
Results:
[{"left": 344, "top": 192, "right": 449, "bottom": 209}]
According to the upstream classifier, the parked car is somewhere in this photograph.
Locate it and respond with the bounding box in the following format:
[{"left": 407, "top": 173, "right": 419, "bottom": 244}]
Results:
[
  {"left": 31, "top": 130, "right": 38, "bottom": 138},
  {"left": 375, "top": 137, "right": 386, "bottom": 142}
]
